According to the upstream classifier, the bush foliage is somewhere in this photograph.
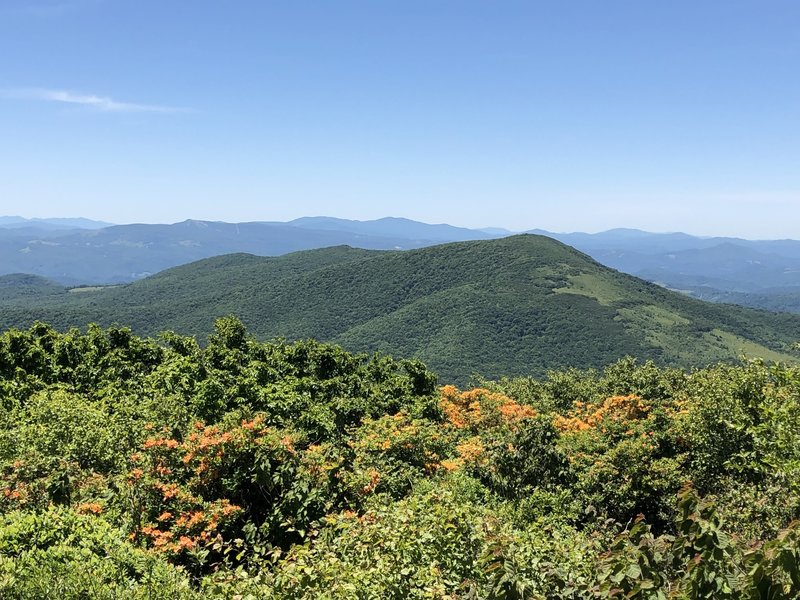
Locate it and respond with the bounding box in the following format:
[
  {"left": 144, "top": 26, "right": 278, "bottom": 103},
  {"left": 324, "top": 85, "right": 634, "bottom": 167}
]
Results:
[{"left": 1, "top": 318, "right": 800, "bottom": 598}]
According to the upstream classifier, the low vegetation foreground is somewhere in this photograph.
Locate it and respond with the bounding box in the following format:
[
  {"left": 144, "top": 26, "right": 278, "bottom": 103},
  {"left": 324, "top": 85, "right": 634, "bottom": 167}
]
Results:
[{"left": 2, "top": 318, "right": 800, "bottom": 598}]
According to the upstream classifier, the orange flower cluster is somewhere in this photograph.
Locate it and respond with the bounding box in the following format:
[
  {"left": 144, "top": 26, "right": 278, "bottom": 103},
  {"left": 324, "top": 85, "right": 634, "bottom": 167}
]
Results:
[
  {"left": 438, "top": 436, "right": 488, "bottom": 473},
  {"left": 127, "top": 417, "right": 281, "bottom": 556},
  {"left": 76, "top": 502, "right": 103, "bottom": 515},
  {"left": 349, "top": 412, "right": 446, "bottom": 477},
  {"left": 455, "top": 437, "right": 486, "bottom": 463},
  {"left": 440, "top": 459, "right": 461, "bottom": 472},
  {"left": 2, "top": 487, "right": 23, "bottom": 501},
  {"left": 143, "top": 438, "right": 180, "bottom": 450},
  {"left": 136, "top": 498, "right": 243, "bottom": 555},
  {"left": 140, "top": 419, "right": 282, "bottom": 479},
  {"left": 301, "top": 443, "right": 343, "bottom": 483},
  {"left": 162, "top": 483, "right": 183, "bottom": 500},
  {"left": 554, "top": 394, "right": 650, "bottom": 433},
  {"left": 280, "top": 435, "right": 296, "bottom": 454},
  {"left": 139, "top": 525, "right": 175, "bottom": 549},
  {"left": 360, "top": 468, "right": 381, "bottom": 494},
  {"left": 440, "top": 386, "right": 536, "bottom": 431}
]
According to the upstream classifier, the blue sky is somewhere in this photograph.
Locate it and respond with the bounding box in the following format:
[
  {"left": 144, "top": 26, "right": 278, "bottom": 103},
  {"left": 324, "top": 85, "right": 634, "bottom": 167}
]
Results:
[{"left": 1, "top": 0, "right": 798, "bottom": 237}]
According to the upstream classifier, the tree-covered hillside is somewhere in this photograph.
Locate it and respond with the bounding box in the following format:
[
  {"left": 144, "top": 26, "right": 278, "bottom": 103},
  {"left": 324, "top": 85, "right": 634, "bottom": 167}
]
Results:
[
  {"left": 4, "top": 217, "right": 800, "bottom": 315},
  {"left": 0, "top": 274, "right": 66, "bottom": 302},
  {"left": 1, "top": 235, "right": 799, "bottom": 383},
  {"left": 2, "top": 319, "right": 800, "bottom": 598}
]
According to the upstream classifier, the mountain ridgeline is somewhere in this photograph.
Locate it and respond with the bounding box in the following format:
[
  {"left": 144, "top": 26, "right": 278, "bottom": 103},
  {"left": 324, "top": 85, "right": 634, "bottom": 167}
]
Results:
[
  {"left": 2, "top": 234, "right": 799, "bottom": 383},
  {"left": 0, "top": 217, "right": 800, "bottom": 312},
  {"left": 0, "top": 217, "right": 495, "bottom": 286},
  {"left": 4, "top": 216, "right": 800, "bottom": 313}
]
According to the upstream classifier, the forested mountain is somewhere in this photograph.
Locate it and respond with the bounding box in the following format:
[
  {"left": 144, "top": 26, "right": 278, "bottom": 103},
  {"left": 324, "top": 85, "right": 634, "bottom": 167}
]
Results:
[
  {"left": 2, "top": 235, "right": 798, "bottom": 383},
  {"left": 2, "top": 216, "right": 800, "bottom": 315},
  {"left": 0, "top": 274, "right": 65, "bottom": 302}
]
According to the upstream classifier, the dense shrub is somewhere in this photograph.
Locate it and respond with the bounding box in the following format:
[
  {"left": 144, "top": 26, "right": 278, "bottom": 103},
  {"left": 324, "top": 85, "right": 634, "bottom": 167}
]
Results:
[
  {"left": 1, "top": 320, "right": 800, "bottom": 598},
  {"left": 0, "top": 506, "right": 195, "bottom": 599}
]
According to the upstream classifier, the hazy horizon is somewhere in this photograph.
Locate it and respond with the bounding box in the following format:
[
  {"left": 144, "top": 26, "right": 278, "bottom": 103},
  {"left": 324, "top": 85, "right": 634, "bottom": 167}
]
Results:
[
  {"left": 2, "top": 1, "right": 798, "bottom": 238},
  {"left": 2, "top": 212, "right": 799, "bottom": 241}
]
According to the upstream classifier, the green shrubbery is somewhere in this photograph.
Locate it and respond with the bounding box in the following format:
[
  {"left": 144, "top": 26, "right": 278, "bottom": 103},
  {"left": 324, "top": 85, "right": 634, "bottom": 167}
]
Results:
[
  {"left": 0, "top": 506, "right": 195, "bottom": 599},
  {"left": 1, "top": 318, "right": 800, "bottom": 598}
]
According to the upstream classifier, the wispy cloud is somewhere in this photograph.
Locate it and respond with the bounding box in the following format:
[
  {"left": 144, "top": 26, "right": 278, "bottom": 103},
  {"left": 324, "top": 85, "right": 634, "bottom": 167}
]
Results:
[{"left": 1, "top": 88, "right": 189, "bottom": 114}]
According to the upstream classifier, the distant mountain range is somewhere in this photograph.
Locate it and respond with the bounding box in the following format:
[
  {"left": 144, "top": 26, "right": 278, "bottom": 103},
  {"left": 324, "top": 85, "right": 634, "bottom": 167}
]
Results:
[
  {"left": 2, "top": 235, "right": 798, "bottom": 383},
  {"left": 0, "top": 217, "right": 497, "bottom": 285},
  {"left": 288, "top": 216, "right": 495, "bottom": 242},
  {"left": 539, "top": 229, "right": 800, "bottom": 311},
  {"left": 1, "top": 215, "right": 799, "bottom": 312},
  {"left": 0, "top": 216, "right": 113, "bottom": 230}
]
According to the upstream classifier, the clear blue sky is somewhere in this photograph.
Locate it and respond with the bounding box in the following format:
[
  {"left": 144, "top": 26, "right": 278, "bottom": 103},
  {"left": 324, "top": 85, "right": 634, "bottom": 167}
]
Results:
[{"left": 1, "top": 0, "right": 798, "bottom": 237}]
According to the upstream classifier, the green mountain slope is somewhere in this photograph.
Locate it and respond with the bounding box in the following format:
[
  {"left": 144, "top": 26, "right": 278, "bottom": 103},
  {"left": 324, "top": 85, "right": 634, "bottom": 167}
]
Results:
[
  {"left": 0, "top": 273, "right": 66, "bottom": 302},
  {"left": 1, "top": 235, "right": 799, "bottom": 382}
]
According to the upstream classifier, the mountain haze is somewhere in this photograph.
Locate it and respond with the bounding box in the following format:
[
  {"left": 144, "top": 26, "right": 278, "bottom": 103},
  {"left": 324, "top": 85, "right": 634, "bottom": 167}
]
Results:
[
  {"left": 543, "top": 230, "right": 800, "bottom": 283},
  {"left": 0, "top": 216, "right": 113, "bottom": 230},
  {"left": 3, "top": 215, "right": 800, "bottom": 313},
  {"left": 0, "top": 218, "right": 503, "bottom": 286},
  {"left": 2, "top": 235, "right": 798, "bottom": 383},
  {"left": 288, "top": 216, "right": 496, "bottom": 241}
]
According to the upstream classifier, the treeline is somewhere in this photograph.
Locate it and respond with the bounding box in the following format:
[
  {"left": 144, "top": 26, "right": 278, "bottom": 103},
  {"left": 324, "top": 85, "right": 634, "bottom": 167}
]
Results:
[{"left": 1, "top": 319, "right": 800, "bottom": 598}]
